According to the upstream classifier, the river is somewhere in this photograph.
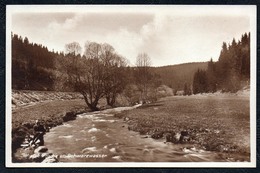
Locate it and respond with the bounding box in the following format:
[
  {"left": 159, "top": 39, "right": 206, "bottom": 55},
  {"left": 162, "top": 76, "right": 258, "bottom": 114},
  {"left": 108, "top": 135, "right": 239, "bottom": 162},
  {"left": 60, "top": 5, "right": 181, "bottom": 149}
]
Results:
[{"left": 44, "top": 105, "right": 227, "bottom": 162}]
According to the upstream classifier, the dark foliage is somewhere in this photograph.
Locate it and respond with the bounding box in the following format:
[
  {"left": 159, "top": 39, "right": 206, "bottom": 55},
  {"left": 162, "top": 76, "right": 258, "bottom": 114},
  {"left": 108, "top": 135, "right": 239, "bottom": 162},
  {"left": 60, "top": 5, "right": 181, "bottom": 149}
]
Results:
[
  {"left": 12, "top": 33, "right": 60, "bottom": 90},
  {"left": 193, "top": 69, "right": 208, "bottom": 94},
  {"left": 193, "top": 32, "right": 250, "bottom": 93}
]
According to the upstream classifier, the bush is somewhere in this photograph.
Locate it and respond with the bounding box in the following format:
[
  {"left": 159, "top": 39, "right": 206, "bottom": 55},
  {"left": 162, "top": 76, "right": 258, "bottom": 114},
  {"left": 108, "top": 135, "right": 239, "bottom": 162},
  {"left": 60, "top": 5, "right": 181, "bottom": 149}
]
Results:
[
  {"left": 156, "top": 85, "right": 174, "bottom": 97},
  {"left": 122, "top": 84, "right": 141, "bottom": 105}
]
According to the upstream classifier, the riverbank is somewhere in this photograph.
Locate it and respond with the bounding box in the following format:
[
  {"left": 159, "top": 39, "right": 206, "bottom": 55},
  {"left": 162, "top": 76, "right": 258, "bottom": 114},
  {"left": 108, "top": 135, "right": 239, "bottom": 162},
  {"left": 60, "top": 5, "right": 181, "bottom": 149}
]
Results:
[
  {"left": 11, "top": 90, "right": 130, "bottom": 162},
  {"left": 12, "top": 90, "right": 86, "bottom": 155},
  {"left": 115, "top": 95, "right": 250, "bottom": 162},
  {"left": 12, "top": 100, "right": 138, "bottom": 163},
  {"left": 12, "top": 98, "right": 88, "bottom": 162}
]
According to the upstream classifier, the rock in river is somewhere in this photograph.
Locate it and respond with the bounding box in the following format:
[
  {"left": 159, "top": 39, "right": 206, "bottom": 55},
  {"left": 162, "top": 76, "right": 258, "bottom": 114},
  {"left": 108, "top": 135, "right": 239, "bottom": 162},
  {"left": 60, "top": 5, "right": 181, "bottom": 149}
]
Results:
[
  {"left": 181, "top": 131, "right": 188, "bottom": 136},
  {"left": 164, "top": 132, "right": 181, "bottom": 144},
  {"left": 151, "top": 132, "right": 163, "bottom": 139},
  {"left": 165, "top": 132, "right": 174, "bottom": 142}
]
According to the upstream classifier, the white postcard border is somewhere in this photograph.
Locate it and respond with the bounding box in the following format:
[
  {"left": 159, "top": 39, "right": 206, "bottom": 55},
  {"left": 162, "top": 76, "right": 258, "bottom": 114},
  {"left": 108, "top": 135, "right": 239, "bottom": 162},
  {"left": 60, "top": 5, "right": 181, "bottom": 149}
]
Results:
[{"left": 5, "top": 5, "right": 257, "bottom": 168}]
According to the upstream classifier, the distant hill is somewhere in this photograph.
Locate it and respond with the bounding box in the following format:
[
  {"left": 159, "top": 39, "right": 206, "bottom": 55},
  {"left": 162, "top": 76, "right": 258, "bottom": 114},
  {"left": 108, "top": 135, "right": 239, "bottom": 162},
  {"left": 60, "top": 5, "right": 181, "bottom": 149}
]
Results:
[{"left": 152, "top": 62, "right": 208, "bottom": 91}]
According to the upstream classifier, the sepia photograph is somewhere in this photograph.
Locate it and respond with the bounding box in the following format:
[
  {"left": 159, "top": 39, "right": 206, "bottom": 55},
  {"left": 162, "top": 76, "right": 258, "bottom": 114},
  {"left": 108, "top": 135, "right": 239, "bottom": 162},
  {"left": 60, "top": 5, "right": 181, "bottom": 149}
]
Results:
[{"left": 6, "top": 5, "right": 256, "bottom": 167}]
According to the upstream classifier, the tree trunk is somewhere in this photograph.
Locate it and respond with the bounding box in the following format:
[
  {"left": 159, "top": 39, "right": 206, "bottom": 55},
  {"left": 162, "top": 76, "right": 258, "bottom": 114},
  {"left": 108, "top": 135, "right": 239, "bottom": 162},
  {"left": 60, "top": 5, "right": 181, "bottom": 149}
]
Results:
[
  {"left": 106, "top": 93, "right": 116, "bottom": 107},
  {"left": 82, "top": 93, "right": 100, "bottom": 111},
  {"left": 87, "top": 103, "right": 100, "bottom": 111}
]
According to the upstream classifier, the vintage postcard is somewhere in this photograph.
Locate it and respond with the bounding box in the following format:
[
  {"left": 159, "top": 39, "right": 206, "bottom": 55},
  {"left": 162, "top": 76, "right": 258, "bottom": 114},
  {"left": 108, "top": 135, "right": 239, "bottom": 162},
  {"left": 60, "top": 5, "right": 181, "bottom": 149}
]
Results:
[{"left": 6, "top": 5, "right": 256, "bottom": 167}]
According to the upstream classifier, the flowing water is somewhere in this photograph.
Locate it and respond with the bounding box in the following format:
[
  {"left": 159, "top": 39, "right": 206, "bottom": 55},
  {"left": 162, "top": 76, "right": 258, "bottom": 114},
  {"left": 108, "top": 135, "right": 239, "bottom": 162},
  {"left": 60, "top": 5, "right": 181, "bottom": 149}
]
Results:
[{"left": 44, "top": 106, "right": 227, "bottom": 162}]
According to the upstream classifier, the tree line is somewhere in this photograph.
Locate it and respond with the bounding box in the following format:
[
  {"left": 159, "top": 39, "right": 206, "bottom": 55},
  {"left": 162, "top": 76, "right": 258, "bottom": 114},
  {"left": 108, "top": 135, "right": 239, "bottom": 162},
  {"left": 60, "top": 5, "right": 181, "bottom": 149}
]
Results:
[
  {"left": 193, "top": 32, "right": 250, "bottom": 94},
  {"left": 12, "top": 33, "right": 58, "bottom": 90},
  {"left": 12, "top": 33, "right": 161, "bottom": 111}
]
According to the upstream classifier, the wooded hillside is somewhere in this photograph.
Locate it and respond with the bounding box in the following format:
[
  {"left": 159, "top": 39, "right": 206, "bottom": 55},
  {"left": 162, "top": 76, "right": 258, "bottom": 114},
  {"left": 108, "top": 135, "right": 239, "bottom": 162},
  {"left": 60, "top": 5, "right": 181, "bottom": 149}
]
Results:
[
  {"left": 193, "top": 33, "right": 250, "bottom": 93},
  {"left": 11, "top": 33, "right": 206, "bottom": 92}
]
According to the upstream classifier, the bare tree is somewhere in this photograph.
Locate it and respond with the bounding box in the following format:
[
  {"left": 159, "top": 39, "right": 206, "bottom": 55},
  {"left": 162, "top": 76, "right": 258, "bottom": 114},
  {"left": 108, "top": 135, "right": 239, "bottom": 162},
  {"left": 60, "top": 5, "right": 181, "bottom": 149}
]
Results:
[
  {"left": 135, "top": 53, "right": 152, "bottom": 103},
  {"left": 53, "top": 42, "right": 82, "bottom": 91},
  {"left": 60, "top": 41, "right": 129, "bottom": 110},
  {"left": 65, "top": 42, "right": 82, "bottom": 55},
  {"left": 79, "top": 41, "right": 105, "bottom": 111},
  {"left": 136, "top": 53, "right": 152, "bottom": 67},
  {"left": 102, "top": 46, "right": 128, "bottom": 107},
  {"left": 58, "top": 41, "right": 104, "bottom": 111}
]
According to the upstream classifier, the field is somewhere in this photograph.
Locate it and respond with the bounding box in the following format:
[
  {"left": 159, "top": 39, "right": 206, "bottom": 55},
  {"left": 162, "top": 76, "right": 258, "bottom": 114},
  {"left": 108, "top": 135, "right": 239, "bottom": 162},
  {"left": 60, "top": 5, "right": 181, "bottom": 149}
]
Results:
[
  {"left": 117, "top": 95, "right": 250, "bottom": 160},
  {"left": 12, "top": 99, "right": 86, "bottom": 126}
]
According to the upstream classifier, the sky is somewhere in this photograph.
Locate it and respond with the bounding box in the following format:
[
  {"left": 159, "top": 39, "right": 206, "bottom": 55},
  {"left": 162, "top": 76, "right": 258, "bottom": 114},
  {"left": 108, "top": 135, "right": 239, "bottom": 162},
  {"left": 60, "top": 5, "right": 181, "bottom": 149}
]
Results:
[{"left": 10, "top": 5, "right": 253, "bottom": 66}]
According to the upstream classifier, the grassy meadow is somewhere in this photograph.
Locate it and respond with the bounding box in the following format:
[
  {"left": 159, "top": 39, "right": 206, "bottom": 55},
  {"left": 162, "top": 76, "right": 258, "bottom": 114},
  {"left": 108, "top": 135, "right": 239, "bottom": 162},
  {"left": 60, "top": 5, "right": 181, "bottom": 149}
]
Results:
[{"left": 117, "top": 95, "right": 250, "bottom": 160}]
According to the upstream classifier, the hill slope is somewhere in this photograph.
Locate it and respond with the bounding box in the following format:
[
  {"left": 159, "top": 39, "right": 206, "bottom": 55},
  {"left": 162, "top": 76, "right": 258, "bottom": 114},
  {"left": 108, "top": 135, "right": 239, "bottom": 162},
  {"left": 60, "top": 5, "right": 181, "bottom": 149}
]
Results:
[{"left": 153, "top": 62, "right": 208, "bottom": 91}]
